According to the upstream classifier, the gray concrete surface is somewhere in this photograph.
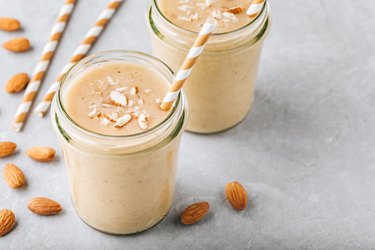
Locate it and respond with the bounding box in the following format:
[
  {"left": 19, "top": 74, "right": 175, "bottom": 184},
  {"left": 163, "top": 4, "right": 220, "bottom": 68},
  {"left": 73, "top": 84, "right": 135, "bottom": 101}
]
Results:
[{"left": 1, "top": 0, "right": 375, "bottom": 249}]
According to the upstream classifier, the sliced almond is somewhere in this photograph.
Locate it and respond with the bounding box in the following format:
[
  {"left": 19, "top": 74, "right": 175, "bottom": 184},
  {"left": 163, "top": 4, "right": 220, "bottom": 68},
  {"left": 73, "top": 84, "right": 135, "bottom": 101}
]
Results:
[
  {"left": 224, "top": 6, "right": 243, "bottom": 14},
  {"left": 0, "top": 142, "right": 17, "bottom": 158},
  {"left": 130, "top": 86, "right": 139, "bottom": 96},
  {"left": 0, "top": 17, "right": 21, "bottom": 31},
  {"left": 3, "top": 37, "right": 31, "bottom": 53},
  {"left": 5, "top": 73, "right": 30, "bottom": 93},
  {"left": 114, "top": 114, "right": 132, "bottom": 128},
  {"left": 180, "top": 202, "right": 210, "bottom": 225},
  {"left": 100, "top": 118, "right": 110, "bottom": 126},
  {"left": 28, "top": 197, "right": 62, "bottom": 215},
  {"left": 0, "top": 209, "right": 16, "bottom": 237},
  {"left": 26, "top": 147, "right": 55, "bottom": 162},
  {"left": 138, "top": 113, "right": 148, "bottom": 130},
  {"left": 110, "top": 91, "right": 127, "bottom": 107},
  {"left": 3, "top": 163, "right": 26, "bottom": 189}
]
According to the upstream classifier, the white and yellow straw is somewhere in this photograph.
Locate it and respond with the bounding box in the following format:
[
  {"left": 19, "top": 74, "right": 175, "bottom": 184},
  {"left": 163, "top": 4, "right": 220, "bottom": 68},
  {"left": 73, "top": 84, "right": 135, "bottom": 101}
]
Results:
[
  {"left": 246, "top": 0, "right": 266, "bottom": 19},
  {"left": 34, "top": 0, "right": 123, "bottom": 117},
  {"left": 160, "top": 17, "right": 217, "bottom": 111},
  {"left": 12, "top": 0, "right": 77, "bottom": 132}
]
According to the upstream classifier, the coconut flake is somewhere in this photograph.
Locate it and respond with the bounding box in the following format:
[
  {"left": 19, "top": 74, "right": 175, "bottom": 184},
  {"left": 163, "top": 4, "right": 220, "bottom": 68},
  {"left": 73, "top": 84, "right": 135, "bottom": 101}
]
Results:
[
  {"left": 155, "top": 98, "right": 162, "bottom": 104},
  {"left": 114, "top": 114, "right": 132, "bottom": 128},
  {"left": 110, "top": 91, "right": 127, "bottom": 107}
]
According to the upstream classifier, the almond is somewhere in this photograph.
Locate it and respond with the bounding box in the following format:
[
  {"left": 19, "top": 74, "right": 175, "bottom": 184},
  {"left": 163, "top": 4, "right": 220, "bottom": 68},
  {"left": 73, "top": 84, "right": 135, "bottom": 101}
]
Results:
[
  {"left": 26, "top": 147, "right": 55, "bottom": 162},
  {"left": 0, "top": 209, "right": 16, "bottom": 237},
  {"left": 3, "top": 37, "right": 31, "bottom": 52},
  {"left": 225, "top": 6, "right": 243, "bottom": 14},
  {"left": 225, "top": 181, "right": 248, "bottom": 211},
  {"left": 28, "top": 197, "right": 62, "bottom": 215},
  {"left": 5, "top": 73, "right": 30, "bottom": 93},
  {"left": 3, "top": 163, "right": 26, "bottom": 189},
  {"left": 0, "top": 17, "right": 21, "bottom": 31},
  {"left": 0, "top": 142, "right": 17, "bottom": 158},
  {"left": 180, "top": 201, "right": 210, "bottom": 225}
]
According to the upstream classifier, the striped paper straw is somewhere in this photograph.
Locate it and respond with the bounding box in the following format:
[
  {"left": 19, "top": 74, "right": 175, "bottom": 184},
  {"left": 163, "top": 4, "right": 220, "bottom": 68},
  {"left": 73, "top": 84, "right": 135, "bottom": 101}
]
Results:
[
  {"left": 34, "top": 0, "right": 123, "bottom": 117},
  {"left": 160, "top": 17, "right": 217, "bottom": 111},
  {"left": 12, "top": 0, "right": 76, "bottom": 132},
  {"left": 246, "top": 0, "right": 266, "bottom": 19}
]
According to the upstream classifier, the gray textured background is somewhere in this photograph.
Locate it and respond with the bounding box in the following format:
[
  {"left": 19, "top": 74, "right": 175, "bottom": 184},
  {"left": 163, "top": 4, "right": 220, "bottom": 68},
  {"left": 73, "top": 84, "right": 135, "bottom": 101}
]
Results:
[{"left": 1, "top": 0, "right": 375, "bottom": 249}]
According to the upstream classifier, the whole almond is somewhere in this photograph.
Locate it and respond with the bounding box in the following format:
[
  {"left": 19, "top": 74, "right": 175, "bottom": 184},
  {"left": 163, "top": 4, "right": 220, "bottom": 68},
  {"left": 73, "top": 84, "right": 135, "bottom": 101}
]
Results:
[
  {"left": 0, "top": 209, "right": 16, "bottom": 237},
  {"left": 28, "top": 197, "right": 62, "bottom": 215},
  {"left": 3, "top": 163, "right": 26, "bottom": 189},
  {"left": 0, "top": 142, "right": 17, "bottom": 158},
  {"left": 26, "top": 147, "right": 55, "bottom": 162},
  {"left": 180, "top": 201, "right": 210, "bottom": 225},
  {"left": 225, "top": 181, "right": 248, "bottom": 211},
  {"left": 3, "top": 37, "right": 31, "bottom": 52},
  {"left": 5, "top": 73, "right": 30, "bottom": 93},
  {"left": 0, "top": 17, "right": 21, "bottom": 31}
]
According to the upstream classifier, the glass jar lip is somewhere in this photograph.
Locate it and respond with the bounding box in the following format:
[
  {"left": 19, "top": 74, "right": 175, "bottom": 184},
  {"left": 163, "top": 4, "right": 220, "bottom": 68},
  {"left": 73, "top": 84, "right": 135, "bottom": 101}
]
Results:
[
  {"left": 56, "top": 50, "right": 183, "bottom": 140},
  {"left": 151, "top": 0, "right": 268, "bottom": 36}
]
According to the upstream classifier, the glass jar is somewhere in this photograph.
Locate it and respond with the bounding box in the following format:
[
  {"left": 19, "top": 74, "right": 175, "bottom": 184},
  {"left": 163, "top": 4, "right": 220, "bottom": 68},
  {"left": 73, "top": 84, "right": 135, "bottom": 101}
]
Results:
[
  {"left": 147, "top": 0, "right": 271, "bottom": 133},
  {"left": 51, "top": 51, "right": 187, "bottom": 235}
]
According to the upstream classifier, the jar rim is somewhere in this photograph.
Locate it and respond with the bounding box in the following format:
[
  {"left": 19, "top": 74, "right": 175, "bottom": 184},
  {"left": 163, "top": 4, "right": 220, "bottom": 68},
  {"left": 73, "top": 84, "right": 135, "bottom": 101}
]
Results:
[
  {"left": 56, "top": 50, "right": 184, "bottom": 140},
  {"left": 151, "top": 0, "right": 268, "bottom": 36}
]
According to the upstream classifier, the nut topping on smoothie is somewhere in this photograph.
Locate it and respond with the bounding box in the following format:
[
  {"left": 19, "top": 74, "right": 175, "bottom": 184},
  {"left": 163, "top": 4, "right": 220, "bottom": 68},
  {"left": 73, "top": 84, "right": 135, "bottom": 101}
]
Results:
[
  {"left": 166, "top": 0, "right": 252, "bottom": 32},
  {"left": 65, "top": 62, "right": 170, "bottom": 135}
]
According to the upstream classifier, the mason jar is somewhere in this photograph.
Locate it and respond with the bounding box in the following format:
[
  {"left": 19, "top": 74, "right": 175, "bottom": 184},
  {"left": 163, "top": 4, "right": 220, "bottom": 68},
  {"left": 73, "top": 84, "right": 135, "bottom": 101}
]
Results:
[
  {"left": 51, "top": 51, "right": 187, "bottom": 235},
  {"left": 147, "top": 0, "right": 271, "bottom": 133}
]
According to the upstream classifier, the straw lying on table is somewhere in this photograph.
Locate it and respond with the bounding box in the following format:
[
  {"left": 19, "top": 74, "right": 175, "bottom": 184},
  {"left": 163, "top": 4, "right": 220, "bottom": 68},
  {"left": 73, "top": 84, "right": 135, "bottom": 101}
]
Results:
[
  {"left": 160, "top": 17, "right": 217, "bottom": 111},
  {"left": 12, "top": 0, "right": 77, "bottom": 132},
  {"left": 34, "top": 0, "right": 123, "bottom": 118},
  {"left": 246, "top": 0, "right": 266, "bottom": 19}
]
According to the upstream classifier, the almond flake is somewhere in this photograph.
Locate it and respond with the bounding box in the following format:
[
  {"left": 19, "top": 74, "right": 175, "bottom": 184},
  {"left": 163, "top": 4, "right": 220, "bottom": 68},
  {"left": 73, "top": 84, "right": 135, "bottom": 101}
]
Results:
[
  {"left": 110, "top": 91, "right": 127, "bottom": 107},
  {"left": 88, "top": 108, "right": 98, "bottom": 118},
  {"left": 178, "top": 5, "right": 194, "bottom": 12},
  {"left": 128, "top": 99, "right": 134, "bottom": 107},
  {"left": 226, "top": 6, "right": 243, "bottom": 14},
  {"left": 130, "top": 86, "right": 139, "bottom": 96},
  {"left": 101, "top": 103, "right": 116, "bottom": 108},
  {"left": 103, "top": 113, "right": 117, "bottom": 122},
  {"left": 205, "top": 0, "right": 215, "bottom": 7},
  {"left": 114, "top": 114, "right": 132, "bottom": 128},
  {"left": 106, "top": 76, "right": 118, "bottom": 85},
  {"left": 131, "top": 112, "right": 139, "bottom": 119},
  {"left": 138, "top": 113, "right": 148, "bottom": 130},
  {"left": 222, "top": 12, "right": 238, "bottom": 23},
  {"left": 115, "top": 87, "right": 128, "bottom": 92},
  {"left": 100, "top": 118, "right": 110, "bottom": 126}
]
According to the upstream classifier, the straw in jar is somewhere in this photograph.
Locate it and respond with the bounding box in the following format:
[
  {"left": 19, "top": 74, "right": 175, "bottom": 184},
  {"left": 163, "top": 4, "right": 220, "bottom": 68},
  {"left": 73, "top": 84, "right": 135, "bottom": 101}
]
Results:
[{"left": 160, "top": 17, "right": 217, "bottom": 111}]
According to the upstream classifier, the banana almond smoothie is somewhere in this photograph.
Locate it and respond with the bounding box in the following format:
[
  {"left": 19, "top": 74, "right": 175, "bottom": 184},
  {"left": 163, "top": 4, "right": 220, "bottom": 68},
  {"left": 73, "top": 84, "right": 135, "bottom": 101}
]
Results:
[
  {"left": 51, "top": 51, "right": 186, "bottom": 234},
  {"left": 148, "top": 0, "right": 270, "bottom": 133}
]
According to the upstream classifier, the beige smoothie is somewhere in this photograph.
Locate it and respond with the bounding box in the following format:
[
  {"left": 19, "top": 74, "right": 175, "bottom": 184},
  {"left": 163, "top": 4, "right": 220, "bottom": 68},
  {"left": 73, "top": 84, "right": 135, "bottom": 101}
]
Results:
[
  {"left": 52, "top": 52, "right": 186, "bottom": 234},
  {"left": 148, "top": 0, "right": 270, "bottom": 133}
]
